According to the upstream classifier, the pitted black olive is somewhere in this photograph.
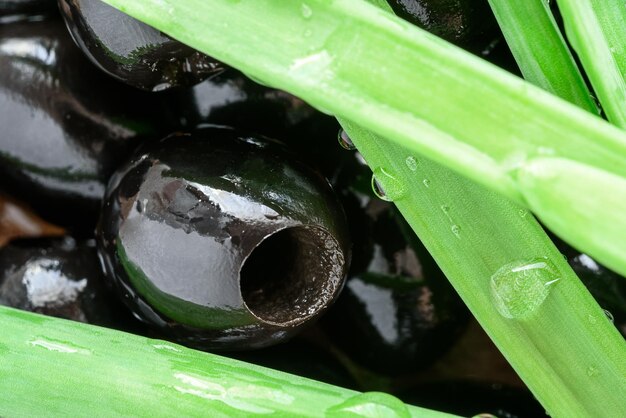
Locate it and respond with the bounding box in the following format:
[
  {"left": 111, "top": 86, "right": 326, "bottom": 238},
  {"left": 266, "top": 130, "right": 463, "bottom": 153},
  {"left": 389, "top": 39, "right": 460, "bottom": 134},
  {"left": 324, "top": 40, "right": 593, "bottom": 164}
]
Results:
[
  {"left": 0, "top": 237, "right": 137, "bottom": 330},
  {"left": 0, "top": 19, "right": 174, "bottom": 229},
  {"left": 97, "top": 126, "right": 350, "bottom": 350},
  {"left": 0, "top": 0, "right": 57, "bottom": 21},
  {"left": 58, "top": 0, "right": 224, "bottom": 91},
  {"left": 387, "top": 0, "right": 497, "bottom": 47},
  {"left": 321, "top": 148, "right": 469, "bottom": 375}
]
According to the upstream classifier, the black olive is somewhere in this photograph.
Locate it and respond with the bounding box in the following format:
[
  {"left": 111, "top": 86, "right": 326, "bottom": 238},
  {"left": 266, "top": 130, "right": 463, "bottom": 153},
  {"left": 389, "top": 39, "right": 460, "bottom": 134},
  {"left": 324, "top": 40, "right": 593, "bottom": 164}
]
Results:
[
  {"left": 0, "top": 0, "right": 57, "bottom": 21},
  {"left": 387, "top": 0, "right": 497, "bottom": 47},
  {"left": 0, "top": 236, "right": 139, "bottom": 330},
  {"left": 0, "top": 19, "right": 174, "bottom": 230},
  {"left": 320, "top": 147, "right": 469, "bottom": 376},
  {"left": 96, "top": 126, "right": 351, "bottom": 350},
  {"left": 398, "top": 380, "right": 547, "bottom": 418},
  {"left": 58, "top": 0, "right": 224, "bottom": 91},
  {"left": 169, "top": 69, "right": 321, "bottom": 140}
]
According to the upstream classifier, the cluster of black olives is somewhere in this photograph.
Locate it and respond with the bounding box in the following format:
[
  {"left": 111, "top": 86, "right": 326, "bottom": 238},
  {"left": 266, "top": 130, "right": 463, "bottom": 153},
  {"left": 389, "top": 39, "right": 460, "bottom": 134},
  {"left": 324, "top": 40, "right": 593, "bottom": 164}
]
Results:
[{"left": 3, "top": 1, "right": 622, "bottom": 417}]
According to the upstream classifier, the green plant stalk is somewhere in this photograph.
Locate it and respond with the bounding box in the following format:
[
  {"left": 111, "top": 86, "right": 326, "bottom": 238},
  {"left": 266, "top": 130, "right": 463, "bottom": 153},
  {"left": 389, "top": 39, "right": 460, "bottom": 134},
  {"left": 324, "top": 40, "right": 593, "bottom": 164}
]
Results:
[
  {"left": 340, "top": 118, "right": 626, "bottom": 418},
  {"left": 0, "top": 306, "right": 454, "bottom": 418},
  {"left": 486, "top": 0, "right": 597, "bottom": 113},
  {"left": 101, "top": 0, "right": 626, "bottom": 278},
  {"left": 556, "top": 0, "right": 626, "bottom": 127}
]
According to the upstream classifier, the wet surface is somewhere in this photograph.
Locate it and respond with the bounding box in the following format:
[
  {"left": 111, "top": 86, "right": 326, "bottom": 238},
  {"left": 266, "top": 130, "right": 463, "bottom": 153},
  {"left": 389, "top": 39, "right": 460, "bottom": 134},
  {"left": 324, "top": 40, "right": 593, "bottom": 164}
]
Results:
[
  {"left": 321, "top": 149, "right": 469, "bottom": 375},
  {"left": 0, "top": 236, "right": 139, "bottom": 330},
  {"left": 97, "top": 127, "right": 351, "bottom": 350},
  {"left": 59, "top": 0, "right": 224, "bottom": 91},
  {"left": 0, "top": 19, "right": 174, "bottom": 228}
]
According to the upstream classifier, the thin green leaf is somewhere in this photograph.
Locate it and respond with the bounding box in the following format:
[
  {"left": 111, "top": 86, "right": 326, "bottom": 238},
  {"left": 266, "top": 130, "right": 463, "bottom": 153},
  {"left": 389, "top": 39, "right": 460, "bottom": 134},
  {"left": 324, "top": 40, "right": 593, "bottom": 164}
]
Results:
[
  {"left": 0, "top": 306, "right": 453, "bottom": 417},
  {"left": 340, "top": 118, "right": 626, "bottom": 418},
  {"left": 557, "top": 0, "right": 626, "bottom": 127},
  {"left": 487, "top": 0, "right": 597, "bottom": 113}
]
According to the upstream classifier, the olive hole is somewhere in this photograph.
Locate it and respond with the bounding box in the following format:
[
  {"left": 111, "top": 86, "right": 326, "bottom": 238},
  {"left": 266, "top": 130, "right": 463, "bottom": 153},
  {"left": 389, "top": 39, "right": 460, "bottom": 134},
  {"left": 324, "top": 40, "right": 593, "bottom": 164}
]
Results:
[{"left": 240, "top": 226, "right": 343, "bottom": 326}]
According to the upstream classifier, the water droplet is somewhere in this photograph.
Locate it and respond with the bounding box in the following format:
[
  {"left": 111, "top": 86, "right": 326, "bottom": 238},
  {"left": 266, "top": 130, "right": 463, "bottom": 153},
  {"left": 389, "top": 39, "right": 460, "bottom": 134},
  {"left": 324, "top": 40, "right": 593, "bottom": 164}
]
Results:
[
  {"left": 586, "top": 365, "right": 600, "bottom": 377},
  {"left": 451, "top": 224, "right": 461, "bottom": 238},
  {"left": 441, "top": 205, "right": 450, "bottom": 213},
  {"left": 337, "top": 129, "right": 356, "bottom": 150},
  {"left": 301, "top": 4, "right": 313, "bottom": 19},
  {"left": 490, "top": 258, "right": 560, "bottom": 319},
  {"left": 371, "top": 168, "right": 406, "bottom": 202},
  {"left": 473, "top": 414, "right": 498, "bottom": 418},
  {"left": 422, "top": 179, "right": 431, "bottom": 188},
  {"left": 327, "top": 392, "right": 410, "bottom": 418},
  {"left": 405, "top": 156, "right": 418, "bottom": 171},
  {"left": 518, "top": 209, "right": 528, "bottom": 218},
  {"left": 603, "top": 309, "right": 614, "bottom": 323}
]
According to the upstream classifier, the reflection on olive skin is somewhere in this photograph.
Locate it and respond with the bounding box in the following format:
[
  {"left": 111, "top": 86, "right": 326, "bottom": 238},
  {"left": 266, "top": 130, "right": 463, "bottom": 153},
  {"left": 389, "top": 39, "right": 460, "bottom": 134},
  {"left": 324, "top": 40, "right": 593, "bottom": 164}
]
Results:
[
  {"left": 0, "top": 19, "right": 173, "bottom": 228},
  {"left": 0, "top": 237, "right": 139, "bottom": 331},
  {"left": 59, "top": 0, "right": 223, "bottom": 91},
  {"left": 387, "top": 0, "right": 497, "bottom": 46},
  {"left": 97, "top": 127, "right": 351, "bottom": 350},
  {"left": 321, "top": 149, "right": 470, "bottom": 376}
]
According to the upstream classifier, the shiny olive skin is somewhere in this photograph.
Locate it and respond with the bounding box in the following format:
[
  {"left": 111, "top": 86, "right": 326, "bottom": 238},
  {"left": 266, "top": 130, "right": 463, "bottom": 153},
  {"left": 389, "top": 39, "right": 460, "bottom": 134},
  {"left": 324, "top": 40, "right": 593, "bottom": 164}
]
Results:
[
  {"left": 321, "top": 148, "right": 469, "bottom": 376},
  {"left": 0, "top": 0, "right": 56, "bottom": 19},
  {"left": 59, "top": 0, "right": 223, "bottom": 91},
  {"left": 399, "top": 381, "right": 546, "bottom": 418},
  {"left": 0, "top": 237, "right": 137, "bottom": 329},
  {"left": 0, "top": 19, "right": 173, "bottom": 228},
  {"left": 388, "top": 0, "right": 496, "bottom": 46},
  {"left": 170, "top": 69, "right": 323, "bottom": 140},
  {"left": 97, "top": 127, "right": 350, "bottom": 350}
]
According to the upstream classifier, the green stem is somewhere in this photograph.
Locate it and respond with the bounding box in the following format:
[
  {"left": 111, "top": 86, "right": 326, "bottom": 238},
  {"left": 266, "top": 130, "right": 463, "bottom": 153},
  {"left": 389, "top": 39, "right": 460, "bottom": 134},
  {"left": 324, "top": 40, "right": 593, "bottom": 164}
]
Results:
[
  {"left": 0, "top": 306, "right": 453, "bottom": 418},
  {"left": 486, "top": 0, "right": 597, "bottom": 113},
  {"left": 340, "top": 118, "right": 626, "bottom": 418},
  {"left": 101, "top": 0, "right": 626, "bottom": 278},
  {"left": 556, "top": 0, "right": 626, "bottom": 127}
]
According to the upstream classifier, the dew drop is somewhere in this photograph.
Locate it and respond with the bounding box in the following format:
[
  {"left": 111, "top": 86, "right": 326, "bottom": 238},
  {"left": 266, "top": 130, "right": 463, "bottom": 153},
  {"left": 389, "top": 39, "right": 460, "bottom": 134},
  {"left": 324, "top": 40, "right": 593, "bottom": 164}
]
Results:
[
  {"left": 586, "top": 365, "right": 600, "bottom": 377},
  {"left": 422, "top": 179, "right": 431, "bottom": 188},
  {"left": 472, "top": 414, "right": 498, "bottom": 418},
  {"left": 451, "top": 224, "right": 461, "bottom": 238},
  {"left": 603, "top": 309, "right": 614, "bottom": 324},
  {"left": 301, "top": 3, "right": 313, "bottom": 19},
  {"left": 405, "top": 156, "right": 418, "bottom": 171},
  {"left": 337, "top": 129, "right": 356, "bottom": 150},
  {"left": 490, "top": 258, "right": 560, "bottom": 319},
  {"left": 441, "top": 205, "right": 450, "bottom": 213},
  {"left": 371, "top": 168, "right": 406, "bottom": 202},
  {"left": 326, "top": 392, "right": 410, "bottom": 418},
  {"left": 518, "top": 209, "right": 528, "bottom": 218}
]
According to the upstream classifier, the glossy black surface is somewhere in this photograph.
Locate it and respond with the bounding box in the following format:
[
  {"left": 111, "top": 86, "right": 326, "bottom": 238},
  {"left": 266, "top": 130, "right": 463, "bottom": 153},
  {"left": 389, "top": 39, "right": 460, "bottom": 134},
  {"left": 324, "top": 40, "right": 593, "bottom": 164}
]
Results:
[
  {"left": 321, "top": 148, "right": 469, "bottom": 375},
  {"left": 97, "top": 127, "right": 351, "bottom": 350},
  {"left": 399, "top": 380, "right": 547, "bottom": 418},
  {"left": 0, "top": 19, "right": 173, "bottom": 228},
  {"left": 0, "top": 237, "right": 137, "bottom": 329},
  {"left": 0, "top": 0, "right": 56, "bottom": 20},
  {"left": 388, "top": 0, "right": 497, "bottom": 46},
  {"left": 59, "top": 0, "right": 223, "bottom": 91}
]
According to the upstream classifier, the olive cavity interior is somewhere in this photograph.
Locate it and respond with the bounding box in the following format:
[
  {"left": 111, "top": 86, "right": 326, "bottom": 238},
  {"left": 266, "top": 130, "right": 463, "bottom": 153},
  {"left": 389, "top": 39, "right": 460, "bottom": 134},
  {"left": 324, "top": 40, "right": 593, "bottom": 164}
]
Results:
[{"left": 240, "top": 226, "right": 343, "bottom": 326}]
